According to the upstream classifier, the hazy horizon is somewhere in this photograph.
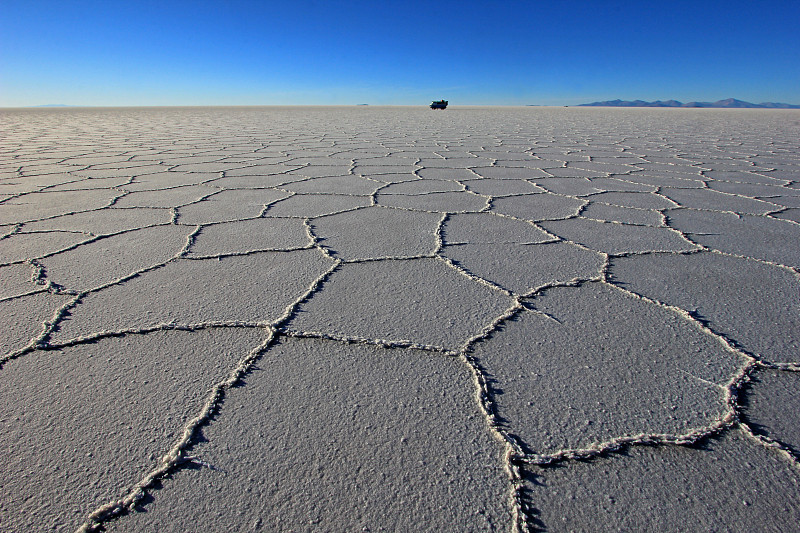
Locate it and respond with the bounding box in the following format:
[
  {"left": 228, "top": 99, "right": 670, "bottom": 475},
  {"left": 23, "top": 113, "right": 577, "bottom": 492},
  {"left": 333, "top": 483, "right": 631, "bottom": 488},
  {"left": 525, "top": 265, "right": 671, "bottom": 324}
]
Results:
[
  {"left": 2, "top": 0, "right": 798, "bottom": 108},
  {"left": 10, "top": 99, "right": 800, "bottom": 110}
]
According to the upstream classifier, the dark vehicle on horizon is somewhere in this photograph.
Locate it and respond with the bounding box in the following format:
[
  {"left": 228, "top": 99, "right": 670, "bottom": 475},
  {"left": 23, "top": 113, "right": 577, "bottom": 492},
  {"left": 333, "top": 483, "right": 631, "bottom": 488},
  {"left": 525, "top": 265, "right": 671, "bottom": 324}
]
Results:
[{"left": 430, "top": 100, "right": 448, "bottom": 109}]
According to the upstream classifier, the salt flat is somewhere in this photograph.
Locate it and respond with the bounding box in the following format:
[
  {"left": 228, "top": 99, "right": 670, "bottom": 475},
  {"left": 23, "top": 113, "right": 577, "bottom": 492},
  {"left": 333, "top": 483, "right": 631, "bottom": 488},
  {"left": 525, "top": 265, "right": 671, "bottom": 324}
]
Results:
[{"left": 1, "top": 106, "right": 799, "bottom": 532}]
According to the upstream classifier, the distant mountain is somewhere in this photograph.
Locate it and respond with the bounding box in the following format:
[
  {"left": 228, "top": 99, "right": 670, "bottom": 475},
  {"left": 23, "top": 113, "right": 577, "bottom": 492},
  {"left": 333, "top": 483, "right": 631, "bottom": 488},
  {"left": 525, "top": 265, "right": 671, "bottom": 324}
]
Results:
[{"left": 579, "top": 98, "right": 800, "bottom": 109}]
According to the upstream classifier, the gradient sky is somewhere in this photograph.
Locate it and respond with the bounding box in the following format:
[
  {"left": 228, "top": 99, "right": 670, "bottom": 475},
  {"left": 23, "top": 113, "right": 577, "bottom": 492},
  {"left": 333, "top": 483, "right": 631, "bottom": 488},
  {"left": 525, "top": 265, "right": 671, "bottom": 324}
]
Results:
[{"left": 1, "top": 0, "right": 799, "bottom": 107}]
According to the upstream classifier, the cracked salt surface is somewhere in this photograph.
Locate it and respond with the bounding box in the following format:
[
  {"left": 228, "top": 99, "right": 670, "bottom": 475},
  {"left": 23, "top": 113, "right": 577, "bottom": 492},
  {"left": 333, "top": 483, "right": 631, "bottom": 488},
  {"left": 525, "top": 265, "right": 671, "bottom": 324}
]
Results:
[
  {"left": 0, "top": 328, "right": 268, "bottom": 532},
  {"left": 471, "top": 282, "right": 746, "bottom": 455},
  {"left": 522, "top": 429, "right": 800, "bottom": 532},
  {"left": 1, "top": 106, "right": 799, "bottom": 532},
  {"left": 110, "top": 337, "right": 510, "bottom": 532}
]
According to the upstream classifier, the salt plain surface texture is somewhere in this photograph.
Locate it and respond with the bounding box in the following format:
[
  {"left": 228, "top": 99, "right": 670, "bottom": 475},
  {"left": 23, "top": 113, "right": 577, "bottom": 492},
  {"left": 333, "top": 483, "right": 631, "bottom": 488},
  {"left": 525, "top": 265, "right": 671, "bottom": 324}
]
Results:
[{"left": 0, "top": 106, "right": 798, "bottom": 532}]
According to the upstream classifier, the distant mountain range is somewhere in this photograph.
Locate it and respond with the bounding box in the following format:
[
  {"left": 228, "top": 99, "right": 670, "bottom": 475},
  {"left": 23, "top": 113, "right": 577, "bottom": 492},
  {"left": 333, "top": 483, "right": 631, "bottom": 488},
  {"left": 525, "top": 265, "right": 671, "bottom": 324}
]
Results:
[{"left": 578, "top": 98, "right": 800, "bottom": 109}]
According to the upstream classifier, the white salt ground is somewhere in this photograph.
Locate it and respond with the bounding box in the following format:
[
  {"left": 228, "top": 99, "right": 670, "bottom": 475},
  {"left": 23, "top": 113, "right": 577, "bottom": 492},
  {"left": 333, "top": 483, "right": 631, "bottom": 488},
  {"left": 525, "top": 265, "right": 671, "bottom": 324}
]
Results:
[{"left": 0, "top": 106, "right": 798, "bottom": 532}]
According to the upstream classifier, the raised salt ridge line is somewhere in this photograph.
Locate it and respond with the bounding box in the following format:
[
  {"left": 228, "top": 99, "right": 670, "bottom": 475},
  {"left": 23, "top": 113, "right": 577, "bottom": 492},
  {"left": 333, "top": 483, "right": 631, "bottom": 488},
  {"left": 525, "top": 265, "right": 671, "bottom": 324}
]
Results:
[{"left": 0, "top": 107, "right": 799, "bottom": 533}]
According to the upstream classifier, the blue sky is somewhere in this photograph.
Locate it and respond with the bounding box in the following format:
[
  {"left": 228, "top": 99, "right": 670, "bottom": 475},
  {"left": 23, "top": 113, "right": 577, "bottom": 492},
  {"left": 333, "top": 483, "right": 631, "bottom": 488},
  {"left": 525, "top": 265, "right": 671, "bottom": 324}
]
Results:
[{"left": 1, "top": 0, "right": 798, "bottom": 106}]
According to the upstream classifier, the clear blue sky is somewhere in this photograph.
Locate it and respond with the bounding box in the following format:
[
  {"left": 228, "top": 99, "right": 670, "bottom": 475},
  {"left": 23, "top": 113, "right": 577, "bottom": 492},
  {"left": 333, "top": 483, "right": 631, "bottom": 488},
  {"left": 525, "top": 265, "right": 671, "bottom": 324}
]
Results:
[{"left": 1, "top": 0, "right": 798, "bottom": 107}]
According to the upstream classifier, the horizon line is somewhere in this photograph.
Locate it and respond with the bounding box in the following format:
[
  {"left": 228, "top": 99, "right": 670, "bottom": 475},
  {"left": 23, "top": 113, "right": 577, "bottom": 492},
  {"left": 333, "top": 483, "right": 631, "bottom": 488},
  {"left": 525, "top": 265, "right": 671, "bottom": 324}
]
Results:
[{"left": 5, "top": 103, "right": 800, "bottom": 110}]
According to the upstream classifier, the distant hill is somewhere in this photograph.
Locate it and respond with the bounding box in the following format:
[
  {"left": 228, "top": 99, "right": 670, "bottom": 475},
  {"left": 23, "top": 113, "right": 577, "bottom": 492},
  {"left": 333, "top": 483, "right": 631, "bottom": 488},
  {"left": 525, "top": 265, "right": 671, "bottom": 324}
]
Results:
[{"left": 578, "top": 98, "right": 800, "bottom": 109}]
